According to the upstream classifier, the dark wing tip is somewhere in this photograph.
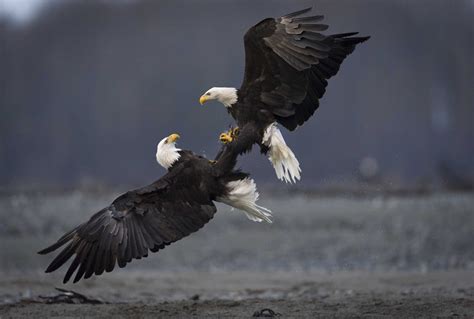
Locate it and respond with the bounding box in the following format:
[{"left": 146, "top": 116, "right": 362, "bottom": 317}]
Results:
[
  {"left": 38, "top": 241, "right": 65, "bottom": 255},
  {"left": 44, "top": 265, "right": 55, "bottom": 273},
  {"left": 330, "top": 33, "right": 371, "bottom": 46},
  {"left": 38, "top": 229, "right": 77, "bottom": 255},
  {"left": 37, "top": 248, "right": 50, "bottom": 255},
  {"left": 343, "top": 35, "right": 371, "bottom": 46},
  {"left": 38, "top": 243, "right": 65, "bottom": 255},
  {"left": 331, "top": 32, "right": 370, "bottom": 40},
  {"left": 281, "top": 7, "right": 312, "bottom": 19},
  {"left": 331, "top": 32, "right": 359, "bottom": 38}
]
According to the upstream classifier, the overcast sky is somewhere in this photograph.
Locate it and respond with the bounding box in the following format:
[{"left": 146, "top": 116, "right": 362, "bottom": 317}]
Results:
[
  {"left": 0, "top": 0, "right": 140, "bottom": 24},
  {"left": 0, "top": 0, "right": 50, "bottom": 23}
]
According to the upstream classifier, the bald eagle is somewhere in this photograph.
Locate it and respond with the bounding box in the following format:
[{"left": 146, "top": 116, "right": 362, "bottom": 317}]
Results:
[
  {"left": 199, "top": 8, "right": 369, "bottom": 183},
  {"left": 38, "top": 133, "right": 271, "bottom": 283}
]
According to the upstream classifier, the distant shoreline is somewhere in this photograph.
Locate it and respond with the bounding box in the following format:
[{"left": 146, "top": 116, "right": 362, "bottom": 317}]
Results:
[{"left": 1, "top": 186, "right": 473, "bottom": 198}]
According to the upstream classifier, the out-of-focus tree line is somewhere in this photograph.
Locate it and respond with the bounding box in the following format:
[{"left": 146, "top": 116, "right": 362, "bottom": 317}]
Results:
[{"left": 1, "top": 0, "right": 473, "bottom": 191}]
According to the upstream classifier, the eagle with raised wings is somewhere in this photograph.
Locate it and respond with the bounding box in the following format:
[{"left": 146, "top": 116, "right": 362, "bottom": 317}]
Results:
[{"left": 200, "top": 8, "right": 369, "bottom": 183}]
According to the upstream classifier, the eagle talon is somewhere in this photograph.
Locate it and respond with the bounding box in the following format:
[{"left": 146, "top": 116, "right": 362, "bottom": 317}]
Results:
[
  {"left": 219, "top": 132, "right": 233, "bottom": 144},
  {"left": 209, "top": 160, "right": 217, "bottom": 164},
  {"left": 230, "top": 127, "right": 240, "bottom": 138}
]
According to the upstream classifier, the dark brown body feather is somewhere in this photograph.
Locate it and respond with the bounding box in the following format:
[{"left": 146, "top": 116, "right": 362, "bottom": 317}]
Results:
[{"left": 38, "top": 146, "right": 246, "bottom": 283}]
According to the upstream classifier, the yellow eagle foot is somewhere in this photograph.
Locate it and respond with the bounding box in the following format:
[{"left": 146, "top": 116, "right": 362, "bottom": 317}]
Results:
[{"left": 219, "top": 132, "right": 233, "bottom": 144}]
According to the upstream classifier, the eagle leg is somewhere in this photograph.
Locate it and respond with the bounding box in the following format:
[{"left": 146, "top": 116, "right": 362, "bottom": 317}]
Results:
[{"left": 230, "top": 127, "right": 240, "bottom": 138}]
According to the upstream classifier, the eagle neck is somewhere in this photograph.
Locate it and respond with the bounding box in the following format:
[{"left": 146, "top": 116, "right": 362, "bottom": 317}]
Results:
[
  {"left": 218, "top": 87, "right": 238, "bottom": 108},
  {"left": 156, "top": 143, "right": 181, "bottom": 169}
]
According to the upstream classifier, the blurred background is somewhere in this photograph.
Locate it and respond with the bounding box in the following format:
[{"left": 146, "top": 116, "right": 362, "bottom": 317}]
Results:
[
  {"left": 1, "top": 0, "right": 473, "bottom": 192},
  {"left": 0, "top": 0, "right": 473, "bottom": 301}
]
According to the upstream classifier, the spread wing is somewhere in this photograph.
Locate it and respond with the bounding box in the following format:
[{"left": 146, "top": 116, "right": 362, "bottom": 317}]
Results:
[
  {"left": 240, "top": 7, "right": 370, "bottom": 130},
  {"left": 38, "top": 172, "right": 216, "bottom": 283}
]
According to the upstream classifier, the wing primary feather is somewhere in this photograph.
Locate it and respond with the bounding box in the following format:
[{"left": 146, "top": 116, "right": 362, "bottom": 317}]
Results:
[
  {"left": 82, "top": 212, "right": 108, "bottom": 235},
  {"left": 282, "top": 42, "right": 328, "bottom": 60},
  {"left": 117, "top": 235, "right": 128, "bottom": 268},
  {"left": 280, "top": 37, "right": 328, "bottom": 57},
  {"left": 320, "top": 58, "right": 340, "bottom": 74},
  {"left": 45, "top": 239, "right": 79, "bottom": 273},
  {"left": 278, "top": 43, "right": 319, "bottom": 64},
  {"left": 73, "top": 262, "right": 87, "bottom": 283},
  {"left": 293, "top": 38, "right": 331, "bottom": 52},
  {"left": 72, "top": 242, "right": 92, "bottom": 283},
  {"left": 295, "top": 32, "right": 326, "bottom": 41},
  {"left": 94, "top": 245, "right": 107, "bottom": 276},
  {"left": 84, "top": 243, "right": 99, "bottom": 279},
  {"left": 37, "top": 229, "right": 76, "bottom": 254},
  {"left": 270, "top": 44, "right": 311, "bottom": 70},
  {"left": 126, "top": 217, "right": 138, "bottom": 260},
  {"left": 63, "top": 253, "right": 81, "bottom": 284},
  {"left": 63, "top": 241, "right": 88, "bottom": 283},
  {"left": 103, "top": 234, "right": 116, "bottom": 273},
  {"left": 108, "top": 233, "right": 120, "bottom": 271},
  {"left": 143, "top": 221, "right": 164, "bottom": 245},
  {"left": 331, "top": 32, "right": 359, "bottom": 38},
  {"left": 139, "top": 221, "right": 156, "bottom": 248},
  {"left": 301, "top": 24, "right": 329, "bottom": 32},
  {"left": 105, "top": 248, "right": 116, "bottom": 273},
  {"left": 123, "top": 225, "right": 133, "bottom": 262},
  {"left": 292, "top": 15, "right": 324, "bottom": 23},
  {"left": 133, "top": 218, "right": 148, "bottom": 257},
  {"left": 281, "top": 7, "right": 312, "bottom": 19},
  {"left": 265, "top": 37, "right": 310, "bottom": 69},
  {"left": 94, "top": 228, "right": 114, "bottom": 275},
  {"left": 131, "top": 217, "right": 144, "bottom": 258},
  {"left": 150, "top": 242, "right": 166, "bottom": 253}
]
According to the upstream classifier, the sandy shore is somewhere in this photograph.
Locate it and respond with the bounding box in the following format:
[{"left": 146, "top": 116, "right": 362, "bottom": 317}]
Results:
[{"left": 1, "top": 270, "right": 473, "bottom": 318}]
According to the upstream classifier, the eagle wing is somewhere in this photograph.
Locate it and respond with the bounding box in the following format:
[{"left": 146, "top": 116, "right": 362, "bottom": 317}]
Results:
[
  {"left": 240, "top": 7, "right": 369, "bottom": 130},
  {"left": 38, "top": 170, "right": 217, "bottom": 283}
]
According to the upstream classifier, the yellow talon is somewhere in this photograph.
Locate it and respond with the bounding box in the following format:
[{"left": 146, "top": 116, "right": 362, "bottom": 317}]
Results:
[
  {"left": 209, "top": 160, "right": 217, "bottom": 164},
  {"left": 219, "top": 132, "right": 233, "bottom": 144}
]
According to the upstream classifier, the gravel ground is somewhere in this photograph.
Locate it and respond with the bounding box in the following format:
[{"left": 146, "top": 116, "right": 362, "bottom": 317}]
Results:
[
  {"left": 1, "top": 271, "right": 473, "bottom": 318},
  {"left": 0, "top": 191, "right": 473, "bottom": 317}
]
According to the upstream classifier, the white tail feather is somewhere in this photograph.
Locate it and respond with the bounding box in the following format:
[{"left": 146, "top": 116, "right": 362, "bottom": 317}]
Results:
[
  {"left": 262, "top": 123, "right": 301, "bottom": 183},
  {"left": 217, "top": 178, "right": 272, "bottom": 223}
]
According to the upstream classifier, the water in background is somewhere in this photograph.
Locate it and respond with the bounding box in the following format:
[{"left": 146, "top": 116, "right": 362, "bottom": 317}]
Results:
[{"left": 1, "top": 191, "right": 473, "bottom": 274}]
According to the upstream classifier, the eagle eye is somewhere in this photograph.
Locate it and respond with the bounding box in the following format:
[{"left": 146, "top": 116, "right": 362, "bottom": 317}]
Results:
[{"left": 206, "top": 92, "right": 211, "bottom": 96}]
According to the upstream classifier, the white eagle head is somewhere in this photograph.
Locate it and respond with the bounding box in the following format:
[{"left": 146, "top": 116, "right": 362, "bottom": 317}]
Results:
[
  {"left": 199, "top": 87, "right": 238, "bottom": 108},
  {"left": 156, "top": 133, "right": 181, "bottom": 169}
]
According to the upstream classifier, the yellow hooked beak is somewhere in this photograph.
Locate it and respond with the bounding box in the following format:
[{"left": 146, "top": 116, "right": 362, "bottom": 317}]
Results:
[
  {"left": 166, "top": 133, "right": 180, "bottom": 143},
  {"left": 199, "top": 94, "right": 209, "bottom": 105}
]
